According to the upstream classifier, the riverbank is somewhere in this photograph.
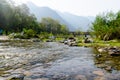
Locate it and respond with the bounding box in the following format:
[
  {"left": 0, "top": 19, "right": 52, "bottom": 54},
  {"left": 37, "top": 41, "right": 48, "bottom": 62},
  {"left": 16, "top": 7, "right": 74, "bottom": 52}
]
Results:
[
  {"left": 78, "top": 41, "right": 120, "bottom": 47},
  {"left": 1, "top": 35, "right": 120, "bottom": 47},
  {"left": 61, "top": 37, "right": 120, "bottom": 47}
]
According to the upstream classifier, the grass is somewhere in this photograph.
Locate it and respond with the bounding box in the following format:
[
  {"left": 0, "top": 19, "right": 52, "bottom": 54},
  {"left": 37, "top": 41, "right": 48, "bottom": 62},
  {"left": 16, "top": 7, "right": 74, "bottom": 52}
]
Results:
[
  {"left": 77, "top": 39, "right": 120, "bottom": 47},
  {"left": 54, "top": 36, "right": 120, "bottom": 47}
]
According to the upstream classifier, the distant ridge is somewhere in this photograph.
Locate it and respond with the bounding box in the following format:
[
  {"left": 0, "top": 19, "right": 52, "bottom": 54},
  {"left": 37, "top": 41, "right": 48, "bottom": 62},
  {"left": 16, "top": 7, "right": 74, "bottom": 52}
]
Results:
[{"left": 26, "top": 2, "right": 95, "bottom": 31}]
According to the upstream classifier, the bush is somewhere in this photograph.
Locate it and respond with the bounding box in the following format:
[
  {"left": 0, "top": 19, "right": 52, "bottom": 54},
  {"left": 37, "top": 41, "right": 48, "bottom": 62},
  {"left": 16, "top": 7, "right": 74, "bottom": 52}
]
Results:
[
  {"left": 38, "top": 32, "right": 50, "bottom": 40},
  {"left": 91, "top": 11, "right": 120, "bottom": 40},
  {"left": 9, "top": 29, "right": 37, "bottom": 39},
  {"left": 23, "top": 29, "right": 36, "bottom": 39}
]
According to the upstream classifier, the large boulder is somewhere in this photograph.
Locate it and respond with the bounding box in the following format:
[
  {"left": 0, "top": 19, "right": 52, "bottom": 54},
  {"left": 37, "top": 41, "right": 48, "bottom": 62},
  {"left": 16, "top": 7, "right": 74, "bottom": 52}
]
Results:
[{"left": 64, "top": 37, "right": 77, "bottom": 46}]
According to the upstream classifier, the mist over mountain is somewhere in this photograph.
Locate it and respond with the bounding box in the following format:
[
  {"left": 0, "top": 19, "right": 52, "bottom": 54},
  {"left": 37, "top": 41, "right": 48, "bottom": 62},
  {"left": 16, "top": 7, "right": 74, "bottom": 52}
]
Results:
[
  {"left": 57, "top": 12, "right": 95, "bottom": 31},
  {"left": 26, "top": 2, "right": 95, "bottom": 31}
]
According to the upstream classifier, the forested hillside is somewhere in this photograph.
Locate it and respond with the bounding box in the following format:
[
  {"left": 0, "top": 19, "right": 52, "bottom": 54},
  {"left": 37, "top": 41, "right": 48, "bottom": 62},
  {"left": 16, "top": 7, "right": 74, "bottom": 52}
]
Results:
[{"left": 0, "top": 0, "right": 69, "bottom": 39}]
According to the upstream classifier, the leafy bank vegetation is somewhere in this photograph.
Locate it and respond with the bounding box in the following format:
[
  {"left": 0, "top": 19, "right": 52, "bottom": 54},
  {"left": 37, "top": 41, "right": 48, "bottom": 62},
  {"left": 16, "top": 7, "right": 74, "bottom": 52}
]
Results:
[{"left": 92, "top": 11, "right": 120, "bottom": 41}]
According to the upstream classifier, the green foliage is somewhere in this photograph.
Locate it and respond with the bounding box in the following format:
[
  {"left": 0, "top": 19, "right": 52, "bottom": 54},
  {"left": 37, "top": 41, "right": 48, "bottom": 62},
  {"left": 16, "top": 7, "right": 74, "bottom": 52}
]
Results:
[
  {"left": 0, "top": 0, "right": 69, "bottom": 38},
  {"left": 92, "top": 11, "right": 120, "bottom": 40},
  {"left": 0, "top": 0, "right": 39, "bottom": 34},
  {"left": 23, "top": 29, "right": 36, "bottom": 38},
  {"left": 10, "top": 29, "right": 37, "bottom": 39},
  {"left": 38, "top": 32, "right": 50, "bottom": 39},
  {"left": 40, "top": 17, "right": 69, "bottom": 35}
]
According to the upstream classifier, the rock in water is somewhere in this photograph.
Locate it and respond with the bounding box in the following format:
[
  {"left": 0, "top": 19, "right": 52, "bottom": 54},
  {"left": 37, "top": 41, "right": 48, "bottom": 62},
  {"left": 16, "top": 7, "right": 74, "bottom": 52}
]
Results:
[
  {"left": 8, "top": 74, "right": 24, "bottom": 80},
  {"left": 93, "top": 70, "right": 104, "bottom": 76},
  {"left": 94, "top": 76, "right": 105, "bottom": 80},
  {"left": 97, "top": 48, "right": 107, "bottom": 53},
  {"left": 108, "top": 50, "right": 120, "bottom": 56},
  {"left": 75, "top": 75, "right": 87, "bottom": 80}
]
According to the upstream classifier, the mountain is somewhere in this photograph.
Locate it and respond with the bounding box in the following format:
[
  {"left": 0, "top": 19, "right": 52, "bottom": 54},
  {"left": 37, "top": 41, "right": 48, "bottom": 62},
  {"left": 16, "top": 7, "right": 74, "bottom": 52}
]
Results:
[
  {"left": 26, "top": 2, "right": 95, "bottom": 31},
  {"left": 26, "top": 2, "right": 74, "bottom": 31},
  {"left": 57, "top": 12, "right": 95, "bottom": 31}
]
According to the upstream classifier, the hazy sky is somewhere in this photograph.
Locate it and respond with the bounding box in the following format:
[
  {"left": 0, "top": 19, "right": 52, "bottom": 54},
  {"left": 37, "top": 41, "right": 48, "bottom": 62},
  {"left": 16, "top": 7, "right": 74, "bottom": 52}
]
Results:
[{"left": 12, "top": 0, "right": 120, "bottom": 16}]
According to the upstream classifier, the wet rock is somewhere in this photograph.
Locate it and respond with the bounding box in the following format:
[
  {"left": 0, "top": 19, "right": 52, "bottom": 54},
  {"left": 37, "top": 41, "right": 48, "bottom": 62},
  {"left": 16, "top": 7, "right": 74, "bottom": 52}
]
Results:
[
  {"left": 64, "top": 37, "right": 77, "bottom": 46},
  {"left": 68, "top": 37, "right": 76, "bottom": 41},
  {"left": 108, "top": 50, "right": 120, "bottom": 56},
  {"left": 32, "top": 39, "right": 41, "bottom": 42},
  {"left": 68, "top": 41, "right": 77, "bottom": 46},
  {"left": 97, "top": 47, "right": 120, "bottom": 56},
  {"left": 98, "top": 48, "right": 107, "bottom": 53},
  {"left": 7, "top": 73, "right": 25, "bottom": 80},
  {"left": 12, "top": 64, "right": 23, "bottom": 70},
  {"left": 21, "top": 60, "right": 28, "bottom": 65},
  {"left": 96, "top": 64, "right": 106, "bottom": 68},
  {"left": 24, "top": 77, "right": 49, "bottom": 80},
  {"left": 105, "top": 66, "right": 112, "bottom": 71},
  {"left": 37, "top": 78, "right": 49, "bottom": 80},
  {"left": 83, "top": 37, "right": 92, "bottom": 43},
  {"left": 23, "top": 71, "right": 32, "bottom": 76},
  {"left": 43, "top": 63, "right": 52, "bottom": 68},
  {"left": 52, "top": 73, "right": 69, "bottom": 80},
  {"left": 1, "top": 73, "right": 11, "bottom": 77},
  {"left": 95, "top": 54, "right": 102, "bottom": 58},
  {"left": 108, "top": 47, "right": 118, "bottom": 50},
  {"left": 75, "top": 75, "right": 87, "bottom": 80},
  {"left": 0, "top": 68, "right": 5, "bottom": 71},
  {"left": 93, "top": 70, "right": 104, "bottom": 76},
  {"left": 24, "top": 76, "right": 33, "bottom": 80},
  {"left": 46, "top": 40, "right": 53, "bottom": 42},
  {"left": 94, "top": 76, "right": 105, "bottom": 80},
  {"left": 64, "top": 40, "right": 68, "bottom": 44}
]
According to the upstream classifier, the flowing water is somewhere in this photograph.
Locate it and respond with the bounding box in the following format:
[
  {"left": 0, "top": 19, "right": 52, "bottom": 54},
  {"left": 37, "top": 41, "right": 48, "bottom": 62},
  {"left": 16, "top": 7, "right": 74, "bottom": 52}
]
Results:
[{"left": 0, "top": 41, "right": 120, "bottom": 80}]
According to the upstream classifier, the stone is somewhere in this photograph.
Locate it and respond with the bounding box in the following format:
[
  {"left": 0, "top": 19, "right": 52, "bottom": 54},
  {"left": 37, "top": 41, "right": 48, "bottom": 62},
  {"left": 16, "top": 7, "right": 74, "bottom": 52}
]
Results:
[
  {"left": 24, "top": 78, "right": 49, "bottom": 80},
  {"left": 94, "top": 76, "right": 105, "bottom": 80},
  {"left": 108, "top": 51, "right": 120, "bottom": 56},
  {"left": 64, "top": 40, "right": 68, "bottom": 44},
  {"left": 96, "top": 64, "right": 106, "bottom": 68},
  {"left": 107, "top": 47, "right": 120, "bottom": 56},
  {"left": 68, "top": 41, "right": 77, "bottom": 46},
  {"left": 23, "top": 77, "right": 32, "bottom": 80},
  {"left": 7, "top": 73, "right": 25, "bottom": 80},
  {"left": 98, "top": 48, "right": 107, "bottom": 53},
  {"left": 95, "top": 54, "right": 102, "bottom": 58},
  {"left": 105, "top": 66, "right": 112, "bottom": 71},
  {"left": 75, "top": 75, "right": 87, "bottom": 80},
  {"left": 23, "top": 71, "right": 32, "bottom": 76},
  {"left": 93, "top": 70, "right": 104, "bottom": 76},
  {"left": 38, "top": 78, "right": 49, "bottom": 80},
  {"left": 32, "top": 39, "right": 41, "bottom": 42},
  {"left": 83, "top": 37, "right": 91, "bottom": 43}
]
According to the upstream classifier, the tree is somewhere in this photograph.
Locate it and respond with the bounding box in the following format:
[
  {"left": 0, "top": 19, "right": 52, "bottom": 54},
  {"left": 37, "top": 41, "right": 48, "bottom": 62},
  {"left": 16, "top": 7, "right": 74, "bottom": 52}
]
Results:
[
  {"left": 92, "top": 11, "right": 120, "bottom": 40},
  {"left": 40, "top": 17, "right": 69, "bottom": 34}
]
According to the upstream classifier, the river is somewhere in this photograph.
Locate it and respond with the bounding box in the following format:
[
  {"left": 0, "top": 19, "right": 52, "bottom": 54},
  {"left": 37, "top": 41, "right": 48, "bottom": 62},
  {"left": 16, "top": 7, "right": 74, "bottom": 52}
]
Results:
[{"left": 0, "top": 41, "right": 120, "bottom": 80}]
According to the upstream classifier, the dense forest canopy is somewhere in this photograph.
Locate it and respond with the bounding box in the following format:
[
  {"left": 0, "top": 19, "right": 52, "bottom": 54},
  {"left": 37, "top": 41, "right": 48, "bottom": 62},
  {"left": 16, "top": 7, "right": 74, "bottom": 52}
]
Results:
[{"left": 0, "top": 0, "right": 69, "bottom": 37}]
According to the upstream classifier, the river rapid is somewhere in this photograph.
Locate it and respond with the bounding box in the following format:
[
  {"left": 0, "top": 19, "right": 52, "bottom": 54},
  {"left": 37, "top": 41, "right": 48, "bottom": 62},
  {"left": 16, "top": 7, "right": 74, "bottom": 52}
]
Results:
[{"left": 0, "top": 41, "right": 120, "bottom": 80}]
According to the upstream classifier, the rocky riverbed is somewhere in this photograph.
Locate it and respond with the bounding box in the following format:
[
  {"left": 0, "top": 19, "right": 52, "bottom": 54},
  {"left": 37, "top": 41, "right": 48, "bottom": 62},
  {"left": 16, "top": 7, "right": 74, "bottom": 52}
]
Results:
[{"left": 0, "top": 41, "right": 120, "bottom": 80}]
